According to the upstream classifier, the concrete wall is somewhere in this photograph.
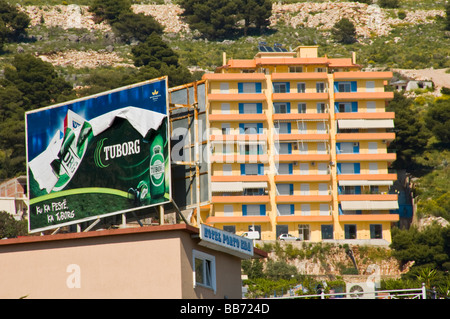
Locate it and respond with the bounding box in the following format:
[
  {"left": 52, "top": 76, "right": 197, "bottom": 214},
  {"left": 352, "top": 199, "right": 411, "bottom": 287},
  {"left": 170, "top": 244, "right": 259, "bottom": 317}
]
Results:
[{"left": 0, "top": 224, "right": 244, "bottom": 299}]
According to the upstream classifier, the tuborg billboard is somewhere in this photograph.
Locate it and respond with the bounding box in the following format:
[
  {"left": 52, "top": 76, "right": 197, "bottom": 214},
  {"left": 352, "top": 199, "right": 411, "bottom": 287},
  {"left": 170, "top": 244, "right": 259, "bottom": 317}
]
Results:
[{"left": 25, "top": 77, "right": 171, "bottom": 233}]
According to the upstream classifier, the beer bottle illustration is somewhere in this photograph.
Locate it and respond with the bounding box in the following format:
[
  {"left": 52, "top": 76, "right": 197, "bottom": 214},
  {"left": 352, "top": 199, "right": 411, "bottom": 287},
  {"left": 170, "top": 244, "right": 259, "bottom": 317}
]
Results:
[{"left": 149, "top": 133, "right": 165, "bottom": 199}]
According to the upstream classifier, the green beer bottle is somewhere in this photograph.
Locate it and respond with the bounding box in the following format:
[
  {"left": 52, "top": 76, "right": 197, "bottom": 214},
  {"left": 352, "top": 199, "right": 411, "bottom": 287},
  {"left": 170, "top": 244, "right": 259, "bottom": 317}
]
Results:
[{"left": 149, "top": 133, "right": 165, "bottom": 199}]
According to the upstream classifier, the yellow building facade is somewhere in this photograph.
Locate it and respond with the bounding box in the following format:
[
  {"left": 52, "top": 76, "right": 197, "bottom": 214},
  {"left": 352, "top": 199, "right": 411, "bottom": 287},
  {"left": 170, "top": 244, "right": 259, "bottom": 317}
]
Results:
[{"left": 202, "top": 46, "right": 399, "bottom": 243}]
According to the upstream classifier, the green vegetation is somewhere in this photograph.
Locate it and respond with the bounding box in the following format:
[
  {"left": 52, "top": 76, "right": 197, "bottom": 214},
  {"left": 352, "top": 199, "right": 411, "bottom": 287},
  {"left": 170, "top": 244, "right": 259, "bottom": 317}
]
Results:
[
  {"left": 0, "top": 211, "right": 28, "bottom": 238},
  {"left": 331, "top": 18, "right": 357, "bottom": 44},
  {"left": 179, "top": 0, "right": 272, "bottom": 39},
  {"left": 0, "top": 0, "right": 30, "bottom": 52}
]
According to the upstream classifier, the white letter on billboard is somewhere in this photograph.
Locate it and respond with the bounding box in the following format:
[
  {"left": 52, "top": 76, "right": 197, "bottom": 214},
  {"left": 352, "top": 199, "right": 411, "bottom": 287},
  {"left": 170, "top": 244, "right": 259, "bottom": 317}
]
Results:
[{"left": 66, "top": 264, "right": 81, "bottom": 289}]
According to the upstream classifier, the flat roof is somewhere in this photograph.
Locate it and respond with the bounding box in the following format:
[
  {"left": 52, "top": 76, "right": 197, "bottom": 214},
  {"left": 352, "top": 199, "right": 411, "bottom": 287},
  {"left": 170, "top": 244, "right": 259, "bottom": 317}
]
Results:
[{"left": 0, "top": 224, "right": 268, "bottom": 258}]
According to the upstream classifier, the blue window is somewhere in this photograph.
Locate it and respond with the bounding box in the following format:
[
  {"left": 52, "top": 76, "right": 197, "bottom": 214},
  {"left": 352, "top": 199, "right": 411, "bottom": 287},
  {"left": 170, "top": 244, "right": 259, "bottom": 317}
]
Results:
[
  {"left": 273, "top": 102, "right": 291, "bottom": 114},
  {"left": 273, "top": 82, "right": 290, "bottom": 93},
  {"left": 239, "top": 103, "right": 262, "bottom": 114},
  {"left": 334, "top": 81, "right": 357, "bottom": 93},
  {"left": 238, "top": 82, "right": 262, "bottom": 93},
  {"left": 240, "top": 164, "right": 264, "bottom": 175},
  {"left": 335, "top": 102, "right": 358, "bottom": 113},
  {"left": 239, "top": 123, "right": 263, "bottom": 134},
  {"left": 243, "top": 204, "right": 266, "bottom": 216}
]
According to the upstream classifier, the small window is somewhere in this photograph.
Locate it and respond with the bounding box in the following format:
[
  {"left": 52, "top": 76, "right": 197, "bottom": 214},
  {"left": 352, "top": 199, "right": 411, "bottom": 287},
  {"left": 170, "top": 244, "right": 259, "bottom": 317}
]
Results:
[
  {"left": 316, "top": 82, "right": 326, "bottom": 93},
  {"left": 193, "top": 250, "right": 216, "bottom": 293},
  {"left": 338, "top": 82, "right": 351, "bottom": 93},
  {"left": 289, "top": 66, "right": 303, "bottom": 73},
  {"left": 297, "top": 83, "right": 306, "bottom": 93},
  {"left": 274, "top": 102, "right": 289, "bottom": 114},
  {"left": 321, "top": 225, "right": 333, "bottom": 240},
  {"left": 298, "top": 103, "right": 307, "bottom": 113},
  {"left": 273, "top": 82, "right": 289, "bottom": 93}
]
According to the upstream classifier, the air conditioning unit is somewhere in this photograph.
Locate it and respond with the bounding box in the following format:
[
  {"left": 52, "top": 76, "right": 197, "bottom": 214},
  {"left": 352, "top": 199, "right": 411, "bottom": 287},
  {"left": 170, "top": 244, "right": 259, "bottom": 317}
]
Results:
[
  {"left": 346, "top": 282, "right": 376, "bottom": 299},
  {"left": 353, "top": 142, "right": 359, "bottom": 147}
]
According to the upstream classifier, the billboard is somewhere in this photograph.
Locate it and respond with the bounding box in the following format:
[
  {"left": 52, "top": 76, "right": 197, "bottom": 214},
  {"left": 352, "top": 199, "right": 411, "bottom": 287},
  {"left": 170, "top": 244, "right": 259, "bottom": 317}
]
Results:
[{"left": 26, "top": 77, "right": 171, "bottom": 233}]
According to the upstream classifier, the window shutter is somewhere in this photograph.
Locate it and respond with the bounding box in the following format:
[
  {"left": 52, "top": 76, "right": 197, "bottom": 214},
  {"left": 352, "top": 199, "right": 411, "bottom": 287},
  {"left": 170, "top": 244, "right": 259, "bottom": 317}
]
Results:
[
  {"left": 258, "top": 164, "right": 264, "bottom": 175},
  {"left": 353, "top": 143, "right": 359, "bottom": 153},
  {"left": 239, "top": 103, "right": 244, "bottom": 114},
  {"left": 290, "top": 204, "right": 294, "bottom": 215},
  {"left": 287, "top": 122, "right": 291, "bottom": 134},
  {"left": 238, "top": 83, "right": 243, "bottom": 93},
  {"left": 257, "top": 123, "right": 263, "bottom": 134},
  {"left": 242, "top": 205, "right": 247, "bottom": 216},
  {"left": 351, "top": 102, "right": 358, "bottom": 112},
  {"left": 286, "top": 102, "right": 291, "bottom": 113},
  {"left": 354, "top": 163, "right": 360, "bottom": 174},
  {"left": 289, "top": 184, "right": 294, "bottom": 195},
  {"left": 334, "top": 82, "right": 340, "bottom": 92},
  {"left": 351, "top": 81, "right": 357, "bottom": 92},
  {"left": 355, "top": 186, "right": 361, "bottom": 194},
  {"left": 336, "top": 143, "right": 341, "bottom": 154},
  {"left": 240, "top": 164, "right": 245, "bottom": 175},
  {"left": 257, "top": 103, "right": 262, "bottom": 114},
  {"left": 260, "top": 205, "right": 266, "bottom": 216},
  {"left": 334, "top": 102, "right": 339, "bottom": 113},
  {"left": 255, "top": 82, "right": 262, "bottom": 93},
  {"left": 337, "top": 163, "right": 342, "bottom": 174},
  {"left": 288, "top": 163, "right": 293, "bottom": 174},
  {"left": 239, "top": 123, "right": 244, "bottom": 134}
]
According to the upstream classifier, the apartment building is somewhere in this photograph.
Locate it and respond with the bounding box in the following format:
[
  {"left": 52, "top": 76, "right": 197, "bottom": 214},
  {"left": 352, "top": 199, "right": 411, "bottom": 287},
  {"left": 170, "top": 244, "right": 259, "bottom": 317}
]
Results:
[{"left": 201, "top": 45, "right": 399, "bottom": 243}]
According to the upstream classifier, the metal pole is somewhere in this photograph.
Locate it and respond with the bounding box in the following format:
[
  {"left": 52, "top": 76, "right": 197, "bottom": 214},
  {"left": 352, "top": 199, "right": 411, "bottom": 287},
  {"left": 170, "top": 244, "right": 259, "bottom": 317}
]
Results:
[{"left": 422, "top": 283, "right": 426, "bottom": 299}]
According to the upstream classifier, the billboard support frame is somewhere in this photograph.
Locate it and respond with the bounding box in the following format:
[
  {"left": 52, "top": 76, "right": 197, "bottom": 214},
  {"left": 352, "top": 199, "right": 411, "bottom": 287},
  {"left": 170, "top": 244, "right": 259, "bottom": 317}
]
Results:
[{"left": 169, "top": 80, "right": 207, "bottom": 227}]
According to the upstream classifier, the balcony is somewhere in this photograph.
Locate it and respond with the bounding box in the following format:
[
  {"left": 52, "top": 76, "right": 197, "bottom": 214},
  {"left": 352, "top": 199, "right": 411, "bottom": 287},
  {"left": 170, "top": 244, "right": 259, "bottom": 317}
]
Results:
[
  {"left": 275, "top": 174, "right": 331, "bottom": 182},
  {"left": 334, "top": 92, "right": 394, "bottom": 101},
  {"left": 206, "top": 215, "right": 271, "bottom": 224},
  {"left": 276, "top": 195, "right": 332, "bottom": 203},
  {"left": 208, "top": 93, "right": 266, "bottom": 102},
  {"left": 273, "top": 92, "right": 328, "bottom": 101},
  {"left": 338, "top": 194, "right": 398, "bottom": 201},
  {"left": 210, "top": 154, "right": 269, "bottom": 163},
  {"left": 210, "top": 134, "right": 267, "bottom": 142},
  {"left": 276, "top": 215, "right": 333, "bottom": 223},
  {"left": 336, "top": 153, "right": 397, "bottom": 162},
  {"left": 211, "top": 175, "right": 269, "bottom": 182},
  {"left": 274, "top": 154, "right": 331, "bottom": 162},
  {"left": 336, "top": 132, "right": 395, "bottom": 141},
  {"left": 203, "top": 73, "right": 266, "bottom": 81},
  {"left": 337, "top": 173, "right": 397, "bottom": 182},
  {"left": 335, "top": 112, "right": 395, "bottom": 120},
  {"left": 211, "top": 195, "right": 270, "bottom": 204},
  {"left": 275, "top": 133, "right": 330, "bottom": 141},
  {"left": 209, "top": 113, "right": 268, "bottom": 122},
  {"left": 338, "top": 214, "right": 399, "bottom": 222},
  {"left": 273, "top": 113, "right": 330, "bottom": 121},
  {"left": 271, "top": 73, "right": 329, "bottom": 81},
  {"left": 333, "top": 71, "right": 393, "bottom": 81}
]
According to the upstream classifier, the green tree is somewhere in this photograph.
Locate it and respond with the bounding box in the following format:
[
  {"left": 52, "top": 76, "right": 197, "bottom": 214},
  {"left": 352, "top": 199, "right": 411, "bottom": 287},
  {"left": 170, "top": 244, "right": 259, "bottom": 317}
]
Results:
[
  {"left": 391, "top": 225, "right": 450, "bottom": 273},
  {"left": 89, "top": 0, "right": 132, "bottom": 24},
  {"left": 238, "top": 0, "right": 272, "bottom": 36},
  {"left": 0, "top": 0, "right": 30, "bottom": 51},
  {"left": 180, "top": 0, "right": 240, "bottom": 39},
  {"left": 425, "top": 99, "right": 450, "bottom": 146},
  {"left": 387, "top": 91, "right": 430, "bottom": 170},
  {"left": 379, "top": 0, "right": 400, "bottom": 9},
  {"left": 0, "top": 54, "right": 74, "bottom": 178},
  {"left": 131, "top": 32, "right": 179, "bottom": 68},
  {"left": 445, "top": 1, "right": 450, "bottom": 31},
  {"left": 2, "top": 54, "right": 74, "bottom": 110},
  {"left": 112, "top": 11, "right": 164, "bottom": 43},
  {"left": 0, "top": 211, "right": 27, "bottom": 238},
  {"left": 331, "top": 18, "right": 357, "bottom": 44}
]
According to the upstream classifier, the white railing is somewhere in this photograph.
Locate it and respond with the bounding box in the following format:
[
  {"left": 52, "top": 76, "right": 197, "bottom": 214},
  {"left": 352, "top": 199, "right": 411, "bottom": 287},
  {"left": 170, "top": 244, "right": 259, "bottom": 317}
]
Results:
[{"left": 265, "top": 283, "right": 427, "bottom": 299}]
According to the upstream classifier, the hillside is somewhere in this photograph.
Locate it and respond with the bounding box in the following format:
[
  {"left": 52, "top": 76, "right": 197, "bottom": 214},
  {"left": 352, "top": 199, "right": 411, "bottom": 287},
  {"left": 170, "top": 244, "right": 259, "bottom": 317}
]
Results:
[{"left": 3, "top": 2, "right": 448, "bottom": 79}]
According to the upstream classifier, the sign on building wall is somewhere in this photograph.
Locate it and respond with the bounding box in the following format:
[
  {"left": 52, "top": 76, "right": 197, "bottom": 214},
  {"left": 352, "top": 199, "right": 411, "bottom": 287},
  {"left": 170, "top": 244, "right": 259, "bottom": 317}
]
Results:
[
  {"left": 199, "top": 224, "right": 254, "bottom": 259},
  {"left": 26, "top": 78, "right": 171, "bottom": 233}
]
